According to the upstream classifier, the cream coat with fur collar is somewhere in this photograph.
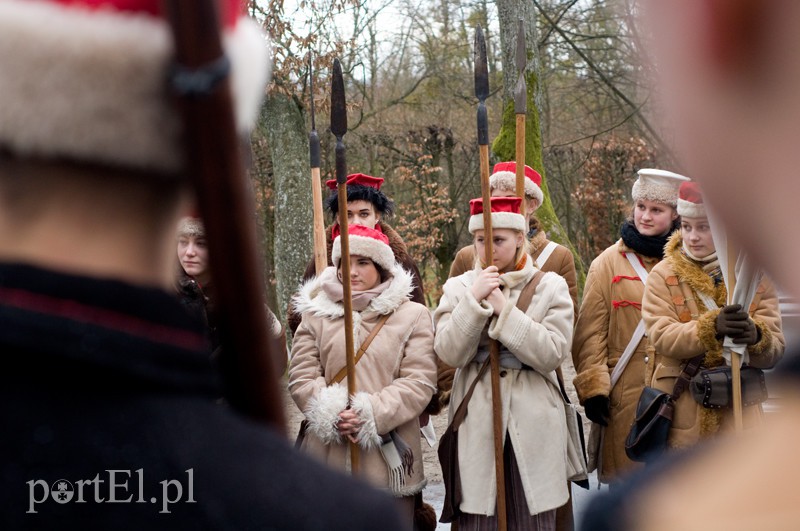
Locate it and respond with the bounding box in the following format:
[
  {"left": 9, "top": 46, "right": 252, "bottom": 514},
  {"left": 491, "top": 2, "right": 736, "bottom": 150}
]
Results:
[
  {"left": 433, "top": 256, "right": 574, "bottom": 516},
  {"left": 288, "top": 265, "right": 437, "bottom": 497}
]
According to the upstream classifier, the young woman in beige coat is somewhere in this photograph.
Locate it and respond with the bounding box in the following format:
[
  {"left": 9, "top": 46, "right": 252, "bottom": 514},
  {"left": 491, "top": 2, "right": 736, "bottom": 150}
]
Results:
[
  {"left": 642, "top": 182, "right": 784, "bottom": 448},
  {"left": 289, "top": 225, "right": 437, "bottom": 527},
  {"left": 572, "top": 169, "right": 687, "bottom": 484},
  {"left": 434, "top": 196, "right": 574, "bottom": 530}
]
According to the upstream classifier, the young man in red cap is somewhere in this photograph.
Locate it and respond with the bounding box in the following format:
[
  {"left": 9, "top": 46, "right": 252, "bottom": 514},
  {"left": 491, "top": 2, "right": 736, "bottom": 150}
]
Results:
[{"left": 0, "top": 1, "right": 404, "bottom": 529}]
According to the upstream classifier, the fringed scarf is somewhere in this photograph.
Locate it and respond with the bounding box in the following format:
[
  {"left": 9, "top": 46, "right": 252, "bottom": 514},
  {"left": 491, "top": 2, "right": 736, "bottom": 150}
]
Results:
[
  {"left": 378, "top": 430, "right": 414, "bottom": 495},
  {"left": 681, "top": 245, "right": 723, "bottom": 285}
]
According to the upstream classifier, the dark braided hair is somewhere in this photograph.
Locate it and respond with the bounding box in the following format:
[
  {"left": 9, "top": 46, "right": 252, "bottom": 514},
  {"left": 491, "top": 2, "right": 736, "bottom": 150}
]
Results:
[{"left": 325, "top": 184, "right": 395, "bottom": 218}]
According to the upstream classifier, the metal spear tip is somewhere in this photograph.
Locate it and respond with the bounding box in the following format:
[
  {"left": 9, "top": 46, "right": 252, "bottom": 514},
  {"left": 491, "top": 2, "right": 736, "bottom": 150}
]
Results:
[
  {"left": 514, "top": 77, "right": 526, "bottom": 115},
  {"left": 330, "top": 58, "right": 348, "bottom": 138},
  {"left": 308, "top": 53, "right": 316, "bottom": 131},
  {"left": 515, "top": 19, "right": 526, "bottom": 73},
  {"left": 474, "top": 25, "right": 489, "bottom": 102}
]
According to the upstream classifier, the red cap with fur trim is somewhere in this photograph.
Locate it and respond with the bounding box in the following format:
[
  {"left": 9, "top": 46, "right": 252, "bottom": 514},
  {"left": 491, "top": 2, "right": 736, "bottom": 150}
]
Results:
[
  {"left": 332, "top": 224, "right": 395, "bottom": 271},
  {"left": 489, "top": 161, "right": 544, "bottom": 207},
  {"left": 677, "top": 181, "right": 706, "bottom": 218},
  {"left": 325, "top": 173, "right": 384, "bottom": 191},
  {"left": 0, "top": 0, "right": 270, "bottom": 174},
  {"left": 468, "top": 196, "right": 527, "bottom": 234}
]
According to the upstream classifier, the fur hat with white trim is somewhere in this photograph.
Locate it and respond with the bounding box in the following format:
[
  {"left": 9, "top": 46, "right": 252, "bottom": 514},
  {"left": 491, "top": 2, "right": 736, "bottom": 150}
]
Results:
[
  {"left": 489, "top": 161, "right": 544, "bottom": 207},
  {"left": 468, "top": 196, "right": 527, "bottom": 234},
  {"left": 677, "top": 181, "right": 706, "bottom": 218},
  {"left": 0, "top": 0, "right": 270, "bottom": 174},
  {"left": 332, "top": 225, "right": 396, "bottom": 272},
  {"left": 631, "top": 169, "right": 690, "bottom": 206}
]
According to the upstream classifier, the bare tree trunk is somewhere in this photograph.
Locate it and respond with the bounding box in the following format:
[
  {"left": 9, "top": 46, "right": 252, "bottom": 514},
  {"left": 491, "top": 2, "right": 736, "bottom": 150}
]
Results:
[{"left": 261, "top": 92, "right": 313, "bottom": 334}]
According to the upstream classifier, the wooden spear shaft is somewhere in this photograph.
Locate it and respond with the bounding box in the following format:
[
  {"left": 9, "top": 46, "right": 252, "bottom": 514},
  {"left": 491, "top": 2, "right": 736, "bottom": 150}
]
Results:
[
  {"left": 331, "top": 58, "right": 360, "bottom": 471},
  {"left": 728, "top": 241, "right": 743, "bottom": 432},
  {"left": 475, "top": 25, "right": 507, "bottom": 531},
  {"left": 308, "top": 56, "right": 327, "bottom": 276},
  {"left": 164, "top": 0, "right": 284, "bottom": 429},
  {"left": 514, "top": 20, "right": 527, "bottom": 217}
]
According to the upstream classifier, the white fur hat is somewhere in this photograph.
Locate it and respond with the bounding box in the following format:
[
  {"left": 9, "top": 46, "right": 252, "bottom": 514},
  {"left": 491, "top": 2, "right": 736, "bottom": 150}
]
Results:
[
  {"left": 177, "top": 217, "right": 205, "bottom": 237},
  {"left": 631, "top": 169, "right": 690, "bottom": 206},
  {"left": 468, "top": 196, "right": 527, "bottom": 234},
  {"left": 0, "top": 0, "right": 270, "bottom": 174},
  {"left": 332, "top": 225, "right": 396, "bottom": 272}
]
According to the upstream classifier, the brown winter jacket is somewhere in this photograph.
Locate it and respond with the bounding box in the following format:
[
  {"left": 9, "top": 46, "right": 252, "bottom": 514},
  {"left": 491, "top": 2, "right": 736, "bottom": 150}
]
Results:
[
  {"left": 288, "top": 265, "right": 437, "bottom": 497},
  {"left": 572, "top": 239, "right": 659, "bottom": 482},
  {"left": 642, "top": 232, "right": 784, "bottom": 449}
]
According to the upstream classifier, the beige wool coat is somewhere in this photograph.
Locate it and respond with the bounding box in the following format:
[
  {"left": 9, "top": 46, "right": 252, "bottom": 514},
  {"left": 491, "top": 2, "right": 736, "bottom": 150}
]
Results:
[
  {"left": 434, "top": 256, "right": 574, "bottom": 516},
  {"left": 288, "top": 265, "right": 437, "bottom": 497},
  {"left": 642, "top": 232, "right": 784, "bottom": 448},
  {"left": 572, "top": 239, "right": 660, "bottom": 482}
]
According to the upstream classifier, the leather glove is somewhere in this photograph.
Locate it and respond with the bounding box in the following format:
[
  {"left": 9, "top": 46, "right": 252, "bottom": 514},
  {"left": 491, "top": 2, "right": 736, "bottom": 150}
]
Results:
[
  {"left": 733, "top": 318, "right": 759, "bottom": 345},
  {"left": 715, "top": 304, "right": 750, "bottom": 339},
  {"left": 583, "top": 395, "right": 610, "bottom": 427}
]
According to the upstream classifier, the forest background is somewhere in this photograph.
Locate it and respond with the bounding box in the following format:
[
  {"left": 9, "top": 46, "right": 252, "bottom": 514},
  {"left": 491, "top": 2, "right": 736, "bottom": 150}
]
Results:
[{"left": 246, "top": 0, "right": 677, "bottom": 329}]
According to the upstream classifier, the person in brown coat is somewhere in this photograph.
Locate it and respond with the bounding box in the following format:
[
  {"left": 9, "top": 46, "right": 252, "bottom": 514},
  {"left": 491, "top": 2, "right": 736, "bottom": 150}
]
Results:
[
  {"left": 642, "top": 181, "right": 784, "bottom": 448},
  {"left": 289, "top": 225, "right": 437, "bottom": 529},
  {"left": 572, "top": 169, "right": 688, "bottom": 484},
  {"left": 581, "top": 2, "right": 800, "bottom": 529}
]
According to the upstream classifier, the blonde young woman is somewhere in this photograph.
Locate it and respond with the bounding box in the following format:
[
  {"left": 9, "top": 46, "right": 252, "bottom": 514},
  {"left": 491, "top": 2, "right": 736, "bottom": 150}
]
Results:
[
  {"left": 572, "top": 169, "right": 687, "bottom": 484},
  {"left": 288, "top": 225, "right": 437, "bottom": 528},
  {"left": 434, "top": 196, "right": 574, "bottom": 530},
  {"left": 642, "top": 181, "right": 784, "bottom": 448}
]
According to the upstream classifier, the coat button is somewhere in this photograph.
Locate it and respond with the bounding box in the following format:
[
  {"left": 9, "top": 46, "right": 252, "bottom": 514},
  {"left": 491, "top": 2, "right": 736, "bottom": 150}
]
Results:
[{"left": 500, "top": 370, "right": 507, "bottom": 377}]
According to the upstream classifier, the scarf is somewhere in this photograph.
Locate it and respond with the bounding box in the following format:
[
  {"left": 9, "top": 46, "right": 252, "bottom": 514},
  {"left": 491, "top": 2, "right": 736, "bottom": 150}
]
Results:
[
  {"left": 321, "top": 276, "right": 391, "bottom": 311},
  {"left": 681, "top": 244, "right": 723, "bottom": 284},
  {"left": 620, "top": 219, "right": 677, "bottom": 259}
]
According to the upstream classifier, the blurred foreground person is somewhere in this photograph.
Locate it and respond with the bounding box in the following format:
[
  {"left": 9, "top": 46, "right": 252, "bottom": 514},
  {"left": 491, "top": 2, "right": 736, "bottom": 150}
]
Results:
[
  {"left": 0, "top": 1, "right": 403, "bottom": 529},
  {"left": 581, "top": 1, "right": 800, "bottom": 529}
]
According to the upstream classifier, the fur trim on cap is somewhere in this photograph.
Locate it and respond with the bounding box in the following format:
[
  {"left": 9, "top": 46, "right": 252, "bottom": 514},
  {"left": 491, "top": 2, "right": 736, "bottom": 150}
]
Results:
[
  {"left": 631, "top": 169, "right": 690, "bottom": 206},
  {"left": 177, "top": 217, "right": 205, "bottom": 237},
  {"left": 489, "top": 170, "right": 544, "bottom": 206},
  {"left": 677, "top": 198, "right": 706, "bottom": 218},
  {"left": 0, "top": 0, "right": 270, "bottom": 173},
  {"left": 332, "top": 233, "right": 396, "bottom": 271},
  {"left": 468, "top": 211, "right": 527, "bottom": 234}
]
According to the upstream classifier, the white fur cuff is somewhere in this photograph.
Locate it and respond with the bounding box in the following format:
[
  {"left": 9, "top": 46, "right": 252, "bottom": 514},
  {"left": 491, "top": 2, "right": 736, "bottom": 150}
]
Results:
[
  {"left": 677, "top": 198, "right": 706, "bottom": 218},
  {"left": 305, "top": 384, "right": 348, "bottom": 445},
  {"left": 469, "top": 211, "right": 526, "bottom": 234},
  {"left": 350, "top": 392, "right": 381, "bottom": 450}
]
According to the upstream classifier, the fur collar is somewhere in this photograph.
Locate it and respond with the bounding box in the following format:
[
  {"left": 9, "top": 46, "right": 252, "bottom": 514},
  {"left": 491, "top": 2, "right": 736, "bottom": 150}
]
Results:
[
  {"left": 292, "top": 264, "right": 414, "bottom": 320},
  {"left": 664, "top": 231, "right": 727, "bottom": 306}
]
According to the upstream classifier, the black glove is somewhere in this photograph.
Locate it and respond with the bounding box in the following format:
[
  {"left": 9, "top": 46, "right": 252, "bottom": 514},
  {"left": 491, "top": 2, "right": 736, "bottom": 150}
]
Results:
[
  {"left": 583, "top": 395, "right": 610, "bottom": 427},
  {"left": 716, "top": 304, "right": 750, "bottom": 339}
]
